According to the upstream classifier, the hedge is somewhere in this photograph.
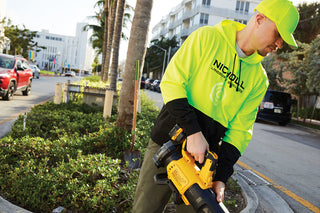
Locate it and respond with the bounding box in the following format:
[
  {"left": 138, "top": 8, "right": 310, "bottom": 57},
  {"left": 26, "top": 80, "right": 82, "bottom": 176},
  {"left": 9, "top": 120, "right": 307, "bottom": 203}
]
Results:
[{"left": 0, "top": 92, "right": 159, "bottom": 212}]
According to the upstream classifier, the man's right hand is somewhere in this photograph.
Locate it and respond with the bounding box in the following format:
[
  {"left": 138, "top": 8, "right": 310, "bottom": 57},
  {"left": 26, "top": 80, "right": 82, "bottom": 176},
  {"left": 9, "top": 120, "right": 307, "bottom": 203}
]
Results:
[{"left": 186, "top": 131, "right": 209, "bottom": 164}]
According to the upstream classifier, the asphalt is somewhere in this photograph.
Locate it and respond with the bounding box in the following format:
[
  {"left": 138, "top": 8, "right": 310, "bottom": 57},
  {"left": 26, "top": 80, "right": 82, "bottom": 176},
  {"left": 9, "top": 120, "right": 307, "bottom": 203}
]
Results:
[{"left": 0, "top": 110, "right": 319, "bottom": 212}]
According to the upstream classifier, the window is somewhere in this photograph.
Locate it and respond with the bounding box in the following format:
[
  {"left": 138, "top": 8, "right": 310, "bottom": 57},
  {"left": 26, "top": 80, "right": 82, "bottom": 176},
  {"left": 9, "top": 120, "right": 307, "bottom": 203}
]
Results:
[
  {"left": 200, "top": 13, "right": 209, "bottom": 24},
  {"left": 234, "top": 19, "right": 248, "bottom": 25},
  {"left": 236, "top": 1, "right": 250, "bottom": 14},
  {"left": 202, "top": 0, "right": 211, "bottom": 6},
  {"left": 245, "top": 2, "right": 250, "bottom": 13}
]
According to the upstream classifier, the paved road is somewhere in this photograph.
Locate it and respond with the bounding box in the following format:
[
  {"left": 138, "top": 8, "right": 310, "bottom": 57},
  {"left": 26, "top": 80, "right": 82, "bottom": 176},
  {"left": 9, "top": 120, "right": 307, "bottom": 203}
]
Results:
[
  {"left": 145, "top": 89, "right": 320, "bottom": 213},
  {"left": 241, "top": 121, "right": 320, "bottom": 213},
  {"left": 0, "top": 75, "right": 81, "bottom": 137}
]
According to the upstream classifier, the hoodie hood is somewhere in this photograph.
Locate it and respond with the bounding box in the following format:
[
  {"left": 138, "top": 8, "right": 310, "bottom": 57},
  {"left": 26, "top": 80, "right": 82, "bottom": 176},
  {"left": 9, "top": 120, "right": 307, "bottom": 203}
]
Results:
[{"left": 217, "top": 20, "right": 264, "bottom": 64}]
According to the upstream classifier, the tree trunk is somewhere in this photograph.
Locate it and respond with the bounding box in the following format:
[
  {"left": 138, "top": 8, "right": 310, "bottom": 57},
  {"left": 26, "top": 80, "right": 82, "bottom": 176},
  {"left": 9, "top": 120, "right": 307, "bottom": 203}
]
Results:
[
  {"left": 110, "top": 0, "right": 125, "bottom": 91},
  {"left": 303, "top": 95, "right": 310, "bottom": 123},
  {"left": 116, "top": 0, "right": 153, "bottom": 131},
  {"left": 102, "top": 0, "right": 117, "bottom": 82},
  {"left": 101, "top": 0, "right": 109, "bottom": 81}
]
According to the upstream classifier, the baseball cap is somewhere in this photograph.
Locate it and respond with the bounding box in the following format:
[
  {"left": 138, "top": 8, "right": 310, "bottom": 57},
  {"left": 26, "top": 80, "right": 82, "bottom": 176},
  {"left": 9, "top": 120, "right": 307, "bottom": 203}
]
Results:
[{"left": 255, "top": 0, "right": 299, "bottom": 49}]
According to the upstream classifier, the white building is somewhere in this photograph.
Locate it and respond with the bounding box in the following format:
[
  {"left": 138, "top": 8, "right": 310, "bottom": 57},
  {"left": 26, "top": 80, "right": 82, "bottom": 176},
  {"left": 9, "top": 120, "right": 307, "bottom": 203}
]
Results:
[
  {"left": 152, "top": 0, "right": 262, "bottom": 44},
  {"left": 32, "top": 22, "right": 94, "bottom": 73}
]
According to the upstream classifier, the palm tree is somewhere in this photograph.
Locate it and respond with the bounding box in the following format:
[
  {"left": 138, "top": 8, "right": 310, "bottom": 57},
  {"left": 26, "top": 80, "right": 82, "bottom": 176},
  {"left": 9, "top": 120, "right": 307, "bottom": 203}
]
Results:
[
  {"left": 102, "top": 0, "right": 117, "bottom": 82},
  {"left": 84, "top": 0, "right": 132, "bottom": 78},
  {"left": 116, "top": 0, "right": 154, "bottom": 130},
  {"left": 110, "top": 0, "right": 126, "bottom": 91}
]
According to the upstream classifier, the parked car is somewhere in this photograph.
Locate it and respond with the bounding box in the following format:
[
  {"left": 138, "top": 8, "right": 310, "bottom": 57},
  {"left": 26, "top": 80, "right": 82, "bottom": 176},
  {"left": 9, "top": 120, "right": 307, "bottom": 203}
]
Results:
[
  {"left": 0, "top": 54, "right": 33, "bottom": 100},
  {"left": 65, "top": 71, "right": 76, "bottom": 77},
  {"left": 30, "top": 65, "right": 40, "bottom": 79},
  {"left": 140, "top": 76, "right": 146, "bottom": 89},
  {"left": 257, "top": 90, "right": 292, "bottom": 126},
  {"left": 150, "top": 80, "right": 161, "bottom": 92},
  {"left": 145, "top": 78, "right": 154, "bottom": 89}
]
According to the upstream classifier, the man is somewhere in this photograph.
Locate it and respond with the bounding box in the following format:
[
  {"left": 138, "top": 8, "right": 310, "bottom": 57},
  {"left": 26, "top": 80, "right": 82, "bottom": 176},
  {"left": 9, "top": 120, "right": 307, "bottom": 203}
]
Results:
[{"left": 133, "top": 0, "right": 299, "bottom": 212}]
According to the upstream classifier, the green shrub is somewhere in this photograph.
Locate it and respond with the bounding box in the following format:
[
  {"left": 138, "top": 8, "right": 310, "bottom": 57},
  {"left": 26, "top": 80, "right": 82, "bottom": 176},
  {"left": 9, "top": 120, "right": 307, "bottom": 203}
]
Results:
[
  {"left": 0, "top": 93, "right": 160, "bottom": 212},
  {"left": 292, "top": 107, "right": 320, "bottom": 120},
  {"left": 10, "top": 102, "right": 108, "bottom": 140}
]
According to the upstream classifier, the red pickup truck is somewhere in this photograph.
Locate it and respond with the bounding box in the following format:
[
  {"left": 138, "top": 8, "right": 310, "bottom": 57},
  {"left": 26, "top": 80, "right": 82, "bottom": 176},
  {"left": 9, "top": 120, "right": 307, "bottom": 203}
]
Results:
[{"left": 0, "top": 54, "right": 33, "bottom": 100}]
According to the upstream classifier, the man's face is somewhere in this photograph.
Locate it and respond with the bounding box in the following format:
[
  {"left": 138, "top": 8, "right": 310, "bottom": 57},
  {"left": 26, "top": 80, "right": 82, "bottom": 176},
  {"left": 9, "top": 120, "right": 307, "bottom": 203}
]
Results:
[{"left": 256, "top": 16, "right": 284, "bottom": 56}]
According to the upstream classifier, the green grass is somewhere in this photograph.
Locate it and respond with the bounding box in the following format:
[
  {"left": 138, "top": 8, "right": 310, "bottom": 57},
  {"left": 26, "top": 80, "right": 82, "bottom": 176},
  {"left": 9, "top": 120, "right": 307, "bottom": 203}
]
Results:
[{"left": 40, "top": 70, "right": 56, "bottom": 75}]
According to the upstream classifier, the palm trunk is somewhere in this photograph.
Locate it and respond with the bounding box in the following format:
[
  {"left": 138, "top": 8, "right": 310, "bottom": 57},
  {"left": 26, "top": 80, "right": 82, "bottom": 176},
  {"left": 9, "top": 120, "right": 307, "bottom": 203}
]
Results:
[
  {"left": 102, "top": 0, "right": 117, "bottom": 82},
  {"left": 110, "top": 0, "right": 125, "bottom": 91},
  {"left": 101, "top": 0, "right": 109, "bottom": 81},
  {"left": 116, "top": 0, "right": 153, "bottom": 131}
]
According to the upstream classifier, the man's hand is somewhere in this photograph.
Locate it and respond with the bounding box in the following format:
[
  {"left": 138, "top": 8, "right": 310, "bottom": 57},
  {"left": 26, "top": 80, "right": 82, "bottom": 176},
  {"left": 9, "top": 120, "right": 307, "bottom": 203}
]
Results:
[
  {"left": 212, "top": 181, "right": 225, "bottom": 202},
  {"left": 186, "top": 132, "right": 209, "bottom": 164}
]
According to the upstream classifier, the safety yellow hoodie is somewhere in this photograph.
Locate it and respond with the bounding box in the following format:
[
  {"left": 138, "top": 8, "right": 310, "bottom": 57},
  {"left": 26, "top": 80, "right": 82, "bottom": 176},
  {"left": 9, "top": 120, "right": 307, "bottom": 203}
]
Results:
[{"left": 151, "top": 20, "right": 268, "bottom": 182}]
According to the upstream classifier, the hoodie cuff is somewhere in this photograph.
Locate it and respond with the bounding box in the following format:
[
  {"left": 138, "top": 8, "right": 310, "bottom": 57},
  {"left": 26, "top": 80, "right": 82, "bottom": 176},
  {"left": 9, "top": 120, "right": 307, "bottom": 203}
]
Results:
[{"left": 213, "top": 142, "right": 241, "bottom": 183}]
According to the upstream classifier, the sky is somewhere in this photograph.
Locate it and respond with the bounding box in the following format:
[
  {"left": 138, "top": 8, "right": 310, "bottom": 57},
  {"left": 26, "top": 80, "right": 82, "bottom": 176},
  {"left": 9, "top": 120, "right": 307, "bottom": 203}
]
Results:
[{"left": 5, "top": 0, "right": 319, "bottom": 61}]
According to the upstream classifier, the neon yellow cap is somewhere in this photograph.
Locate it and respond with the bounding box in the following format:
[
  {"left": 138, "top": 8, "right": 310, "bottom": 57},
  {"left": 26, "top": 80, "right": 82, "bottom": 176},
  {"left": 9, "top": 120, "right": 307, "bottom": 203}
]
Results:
[{"left": 255, "top": 0, "right": 299, "bottom": 48}]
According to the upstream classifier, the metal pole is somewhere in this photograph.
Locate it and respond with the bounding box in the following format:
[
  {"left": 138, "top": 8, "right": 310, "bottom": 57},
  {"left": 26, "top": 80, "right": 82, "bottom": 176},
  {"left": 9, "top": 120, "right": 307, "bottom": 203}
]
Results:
[
  {"left": 152, "top": 45, "right": 167, "bottom": 79},
  {"left": 162, "top": 49, "right": 167, "bottom": 78}
]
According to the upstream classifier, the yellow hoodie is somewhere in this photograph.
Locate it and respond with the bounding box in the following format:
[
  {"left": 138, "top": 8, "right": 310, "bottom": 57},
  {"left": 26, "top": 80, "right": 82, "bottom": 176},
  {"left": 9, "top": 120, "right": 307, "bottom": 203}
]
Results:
[{"left": 160, "top": 20, "right": 269, "bottom": 154}]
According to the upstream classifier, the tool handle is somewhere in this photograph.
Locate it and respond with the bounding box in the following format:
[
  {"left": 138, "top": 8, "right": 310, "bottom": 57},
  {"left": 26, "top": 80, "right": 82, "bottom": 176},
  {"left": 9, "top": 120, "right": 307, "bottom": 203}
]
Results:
[{"left": 131, "top": 60, "right": 139, "bottom": 151}]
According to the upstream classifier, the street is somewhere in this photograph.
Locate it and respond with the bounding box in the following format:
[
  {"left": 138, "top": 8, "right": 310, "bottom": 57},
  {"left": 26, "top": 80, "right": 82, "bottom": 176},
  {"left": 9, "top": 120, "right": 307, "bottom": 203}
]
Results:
[
  {"left": 0, "top": 75, "right": 80, "bottom": 137},
  {"left": 241, "top": 121, "right": 320, "bottom": 213}
]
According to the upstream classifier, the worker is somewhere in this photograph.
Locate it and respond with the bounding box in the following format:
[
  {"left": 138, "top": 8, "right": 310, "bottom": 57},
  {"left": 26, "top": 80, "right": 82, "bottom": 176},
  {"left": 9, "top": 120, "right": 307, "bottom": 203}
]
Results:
[{"left": 132, "top": 0, "right": 299, "bottom": 212}]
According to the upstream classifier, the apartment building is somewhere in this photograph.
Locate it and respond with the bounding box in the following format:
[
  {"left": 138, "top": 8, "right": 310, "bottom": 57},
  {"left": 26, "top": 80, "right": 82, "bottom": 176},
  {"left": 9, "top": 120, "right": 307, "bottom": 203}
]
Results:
[
  {"left": 31, "top": 22, "right": 94, "bottom": 73},
  {"left": 152, "top": 0, "right": 262, "bottom": 44}
]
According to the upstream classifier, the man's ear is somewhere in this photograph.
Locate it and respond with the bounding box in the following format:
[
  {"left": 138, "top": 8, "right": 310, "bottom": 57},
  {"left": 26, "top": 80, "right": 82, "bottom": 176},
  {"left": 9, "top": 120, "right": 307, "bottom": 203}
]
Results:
[{"left": 255, "top": 13, "right": 266, "bottom": 26}]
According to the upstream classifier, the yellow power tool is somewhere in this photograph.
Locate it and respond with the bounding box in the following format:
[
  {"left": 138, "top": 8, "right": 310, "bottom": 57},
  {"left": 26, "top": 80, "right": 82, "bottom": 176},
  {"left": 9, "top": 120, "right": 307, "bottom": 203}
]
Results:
[{"left": 153, "top": 124, "right": 229, "bottom": 213}]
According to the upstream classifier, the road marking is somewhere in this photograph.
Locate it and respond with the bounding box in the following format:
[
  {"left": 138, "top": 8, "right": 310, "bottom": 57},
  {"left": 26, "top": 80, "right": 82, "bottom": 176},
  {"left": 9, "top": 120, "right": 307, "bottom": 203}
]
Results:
[
  {"left": 237, "top": 160, "right": 320, "bottom": 213},
  {"left": 0, "top": 97, "right": 54, "bottom": 125}
]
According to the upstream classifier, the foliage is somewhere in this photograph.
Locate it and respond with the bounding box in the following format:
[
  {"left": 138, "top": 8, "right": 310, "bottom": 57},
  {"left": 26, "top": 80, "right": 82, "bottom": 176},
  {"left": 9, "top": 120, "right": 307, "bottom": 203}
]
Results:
[
  {"left": 40, "top": 70, "right": 55, "bottom": 75},
  {"left": 84, "top": 1, "right": 133, "bottom": 56},
  {"left": 305, "top": 36, "right": 320, "bottom": 94},
  {"left": 295, "top": 2, "right": 320, "bottom": 44},
  {"left": 2, "top": 18, "right": 44, "bottom": 58},
  {"left": 292, "top": 106, "right": 320, "bottom": 121},
  {"left": 0, "top": 93, "right": 159, "bottom": 212},
  {"left": 261, "top": 54, "right": 286, "bottom": 91},
  {"left": 9, "top": 102, "right": 107, "bottom": 141},
  {"left": 144, "top": 37, "right": 180, "bottom": 76}
]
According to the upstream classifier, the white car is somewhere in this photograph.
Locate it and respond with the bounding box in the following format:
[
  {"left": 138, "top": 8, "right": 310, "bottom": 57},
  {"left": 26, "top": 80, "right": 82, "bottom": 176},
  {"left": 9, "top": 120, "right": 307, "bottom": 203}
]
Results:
[
  {"left": 30, "top": 65, "right": 40, "bottom": 79},
  {"left": 65, "top": 71, "right": 76, "bottom": 77}
]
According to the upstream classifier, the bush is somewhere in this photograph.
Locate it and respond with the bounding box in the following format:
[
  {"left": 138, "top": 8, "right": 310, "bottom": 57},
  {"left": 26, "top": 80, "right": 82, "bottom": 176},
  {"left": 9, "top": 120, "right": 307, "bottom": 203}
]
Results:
[
  {"left": 292, "top": 107, "right": 320, "bottom": 120},
  {"left": 0, "top": 94, "right": 159, "bottom": 212},
  {"left": 9, "top": 102, "right": 108, "bottom": 140}
]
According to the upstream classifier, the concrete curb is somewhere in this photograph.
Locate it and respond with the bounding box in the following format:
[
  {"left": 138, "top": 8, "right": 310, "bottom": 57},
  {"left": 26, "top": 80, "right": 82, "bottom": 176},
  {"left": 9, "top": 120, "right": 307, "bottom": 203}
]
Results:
[
  {"left": 234, "top": 164, "right": 294, "bottom": 213},
  {"left": 232, "top": 173, "right": 259, "bottom": 213},
  {"left": 0, "top": 197, "right": 32, "bottom": 213}
]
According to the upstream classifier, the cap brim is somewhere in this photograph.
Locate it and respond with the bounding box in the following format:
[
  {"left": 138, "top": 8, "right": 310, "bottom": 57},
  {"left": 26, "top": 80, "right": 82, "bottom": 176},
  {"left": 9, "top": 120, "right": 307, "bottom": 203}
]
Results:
[{"left": 278, "top": 25, "right": 298, "bottom": 49}]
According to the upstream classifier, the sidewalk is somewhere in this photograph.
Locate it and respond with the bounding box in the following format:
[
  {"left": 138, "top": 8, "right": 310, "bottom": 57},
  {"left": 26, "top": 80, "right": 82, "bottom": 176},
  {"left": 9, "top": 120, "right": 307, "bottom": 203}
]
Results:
[
  {"left": 233, "top": 164, "right": 294, "bottom": 213},
  {"left": 292, "top": 117, "right": 320, "bottom": 125},
  {"left": 291, "top": 117, "right": 320, "bottom": 134}
]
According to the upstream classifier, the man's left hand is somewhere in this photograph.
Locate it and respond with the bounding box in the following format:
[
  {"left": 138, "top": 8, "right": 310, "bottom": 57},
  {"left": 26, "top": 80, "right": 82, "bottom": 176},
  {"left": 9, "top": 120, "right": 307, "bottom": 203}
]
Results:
[{"left": 212, "top": 181, "right": 225, "bottom": 202}]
